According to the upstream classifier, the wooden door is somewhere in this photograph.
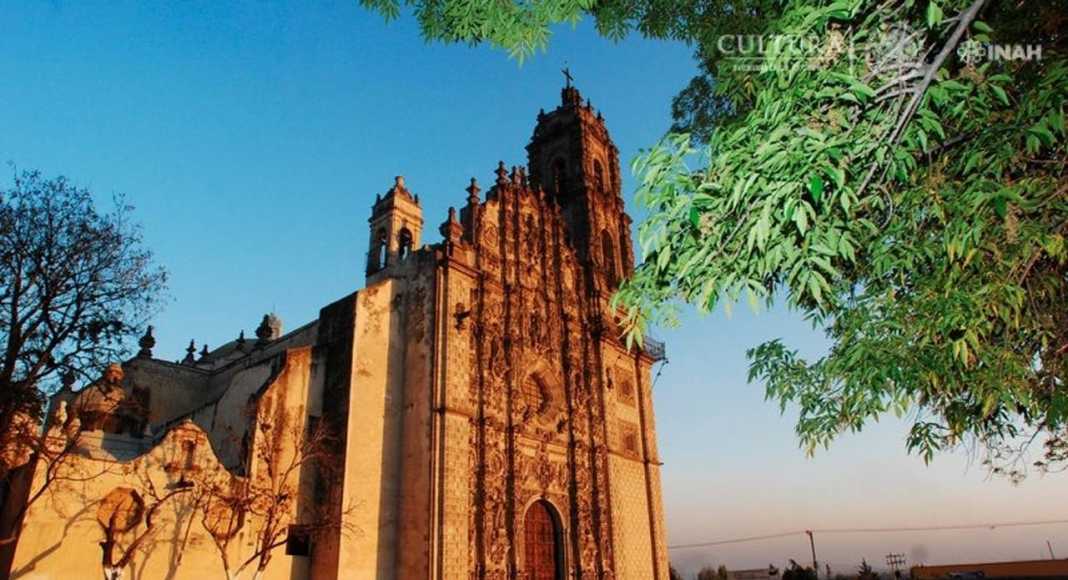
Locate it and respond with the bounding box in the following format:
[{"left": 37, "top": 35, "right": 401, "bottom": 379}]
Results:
[{"left": 524, "top": 501, "right": 560, "bottom": 580}]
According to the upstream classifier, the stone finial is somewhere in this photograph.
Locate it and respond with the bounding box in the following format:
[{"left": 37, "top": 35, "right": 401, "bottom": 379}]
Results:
[
  {"left": 384, "top": 175, "right": 418, "bottom": 204},
  {"left": 561, "top": 85, "right": 582, "bottom": 107},
  {"left": 237, "top": 329, "right": 246, "bottom": 347},
  {"left": 199, "top": 344, "right": 209, "bottom": 360},
  {"left": 517, "top": 167, "right": 527, "bottom": 188},
  {"left": 137, "top": 325, "right": 155, "bottom": 358},
  {"left": 183, "top": 340, "right": 197, "bottom": 365},
  {"left": 255, "top": 313, "right": 283, "bottom": 346},
  {"left": 255, "top": 315, "right": 272, "bottom": 345},
  {"left": 466, "top": 177, "right": 480, "bottom": 205},
  {"left": 440, "top": 207, "right": 464, "bottom": 243},
  {"left": 495, "top": 161, "right": 509, "bottom": 186}
]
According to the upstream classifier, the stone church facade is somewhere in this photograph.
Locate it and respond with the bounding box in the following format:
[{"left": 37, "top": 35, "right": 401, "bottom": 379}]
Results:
[{"left": 1, "top": 85, "right": 669, "bottom": 580}]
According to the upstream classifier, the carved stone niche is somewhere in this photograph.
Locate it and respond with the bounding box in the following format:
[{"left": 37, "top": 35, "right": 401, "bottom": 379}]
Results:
[
  {"left": 516, "top": 370, "right": 568, "bottom": 439},
  {"left": 613, "top": 368, "right": 637, "bottom": 407}
]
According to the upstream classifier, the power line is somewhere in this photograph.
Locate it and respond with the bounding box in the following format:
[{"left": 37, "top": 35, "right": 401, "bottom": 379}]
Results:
[
  {"left": 817, "top": 519, "right": 1068, "bottom": 535},
  {"left": 670, "top": 531, "right": 803, "bottom": 550},
  {"left": 667, "top": 519, "right": 1068, "bottom": 551}
]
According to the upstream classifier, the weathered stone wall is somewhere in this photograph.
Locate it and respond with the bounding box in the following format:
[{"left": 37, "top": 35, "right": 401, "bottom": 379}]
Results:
[
  {"left": 429, "top": 250, "right": 476, "bottom": 580},
  {"left": 7, "top": 349, "right": 323, "bottom": 580},
  {"left": 326, "top": 278, "right": 408, "bottom": 580},
  {"left": 123, "top": 359, "right": 211, "bottom": 426}
]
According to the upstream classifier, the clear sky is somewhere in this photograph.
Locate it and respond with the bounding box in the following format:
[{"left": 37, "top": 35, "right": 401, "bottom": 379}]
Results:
[{"left": 2, "top": 1, "right": 1064, "bottom": 576}]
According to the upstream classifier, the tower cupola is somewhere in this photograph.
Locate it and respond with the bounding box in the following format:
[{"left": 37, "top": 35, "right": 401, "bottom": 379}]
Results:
[
  {"left": 366, "top": 175, "right": 424, "bottom": 282},
  {"left": 525, "top": 81, "right": 633, "bottom": 295}
]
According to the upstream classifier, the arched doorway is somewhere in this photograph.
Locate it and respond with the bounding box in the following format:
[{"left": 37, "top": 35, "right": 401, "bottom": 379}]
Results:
[{"left": 524, "top": 500, "right": 563, "bottom": 580}]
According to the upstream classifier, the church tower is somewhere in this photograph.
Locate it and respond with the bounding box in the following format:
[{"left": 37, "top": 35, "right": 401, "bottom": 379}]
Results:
[
  {"left": 366, "top": 175, "right": 424, "bottom": 282},
  {"left": 526, "top": 82, "right": 634, "bottom": 298}
]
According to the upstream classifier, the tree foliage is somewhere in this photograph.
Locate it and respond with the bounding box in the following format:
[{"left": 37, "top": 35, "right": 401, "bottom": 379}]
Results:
[
  {"left": 0, "top": 170, "right": 166, "bottom": 476},
  {"left": 361, "top": 0, "right": 1067, "bottom": 472},
  {"left": 783, "top": 560, "right": 818, "bottom": 580},
  {"left": 697, "top": 564, "right": 730, "bottom": 580},
  {"left": 615, "top": 0, "right": 1066, "bottom": 474},
  {"left": 858, "top": 559, "right": 879, "bottom": 580},
  {"left": 360, "top": 0, "right": 785, "bottom": 61}
]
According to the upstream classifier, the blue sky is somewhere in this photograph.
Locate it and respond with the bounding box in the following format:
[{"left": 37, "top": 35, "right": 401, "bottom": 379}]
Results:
[{"left": 2, "top": 1, "right": 1064, "bottom": 575}]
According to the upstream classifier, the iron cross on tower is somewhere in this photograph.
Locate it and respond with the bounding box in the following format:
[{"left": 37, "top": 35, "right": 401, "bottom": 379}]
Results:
[{"left": 562, "top": 66, "right": 573, "bottom": 88}]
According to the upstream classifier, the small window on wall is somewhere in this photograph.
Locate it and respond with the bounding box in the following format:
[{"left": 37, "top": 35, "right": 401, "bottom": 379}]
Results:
[
  {"left": 623, "top": 432, "right": 639, "bottom": 455},
  {"left": 398, "top": 228, "right": 413, "bottom": 261},
  {"left": 593, "top": 160, "right": 605, "bottom": 193},
  {"left": 370, "top": 228, "right": 388, "bottom": 272},
  {"left": 182, "top": 440, "right": 197, "bottom": 470},
  {"left": 552, "top": 158, "right": 567, "bottom": 197},
  {"left": 601, "top": 230, "right": 619, "bottom": 286},
  {"left": 286, "top": 525, "right": 311, "bottom": 556}
]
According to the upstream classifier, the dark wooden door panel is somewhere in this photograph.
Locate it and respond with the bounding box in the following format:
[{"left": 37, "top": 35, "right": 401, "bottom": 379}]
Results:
[{"left": 524, "top": 501, "right": 560, "bottom": 580}]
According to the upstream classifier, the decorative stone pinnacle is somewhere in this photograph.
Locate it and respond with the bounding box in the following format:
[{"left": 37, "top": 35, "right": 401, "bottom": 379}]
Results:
[
  {"left": 466, "top": 177, "right": 480, "bottom": 205},
  {"left": 255, "top": 315, "right": 272, "bottom": 345},
  {"left": 182, "top": 340, "right": 197, "bottom": 365},
  {"left": 561, "top": 84, "right": 582, "bottom": 107},
  {"left": 395, "top": 175, "right": 405, "bottom": 189},
  {"left": 237, "top": 329, "right": 246, "bottom": 346},
  {"left": 137, "top": 325, "right": 155, "bottom": 358},
  {"left": 199, "top": 344, "right": 209, "bottom": 359},
  {"left": 495, "top": 161, "right": 508, "bottom": 186},
  {"left": 440, "top": 207, "right": 464, "bottom": 243}
]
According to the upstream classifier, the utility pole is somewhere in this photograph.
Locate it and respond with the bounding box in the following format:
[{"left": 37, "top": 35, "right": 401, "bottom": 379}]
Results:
[
  {"left": 886, "top": 553, "right": 907, "bottom": 578},
  {"left": 805, "top": 530, "right": 818, "bottom": 579}
]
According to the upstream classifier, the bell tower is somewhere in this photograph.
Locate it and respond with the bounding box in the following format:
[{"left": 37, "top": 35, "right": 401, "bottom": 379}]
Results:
[
  {"left": 366, "top": 175, "right": 423, "bottom": 282},
  {"left": 526, "top": 81, "right": 634, "bottom": 296}
]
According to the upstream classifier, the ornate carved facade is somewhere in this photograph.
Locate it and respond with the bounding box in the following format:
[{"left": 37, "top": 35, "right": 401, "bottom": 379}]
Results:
[
  {"left": 1, "top": 85, "right": 668, "bottom": 580},
  {"left": 419, "top": 84, "right": 669, "bottom": 580}
]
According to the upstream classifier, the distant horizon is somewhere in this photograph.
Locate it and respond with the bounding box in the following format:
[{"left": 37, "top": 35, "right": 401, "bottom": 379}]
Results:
[{"left": 3, "top": 0, "right": 1065, "bottom": 574}]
